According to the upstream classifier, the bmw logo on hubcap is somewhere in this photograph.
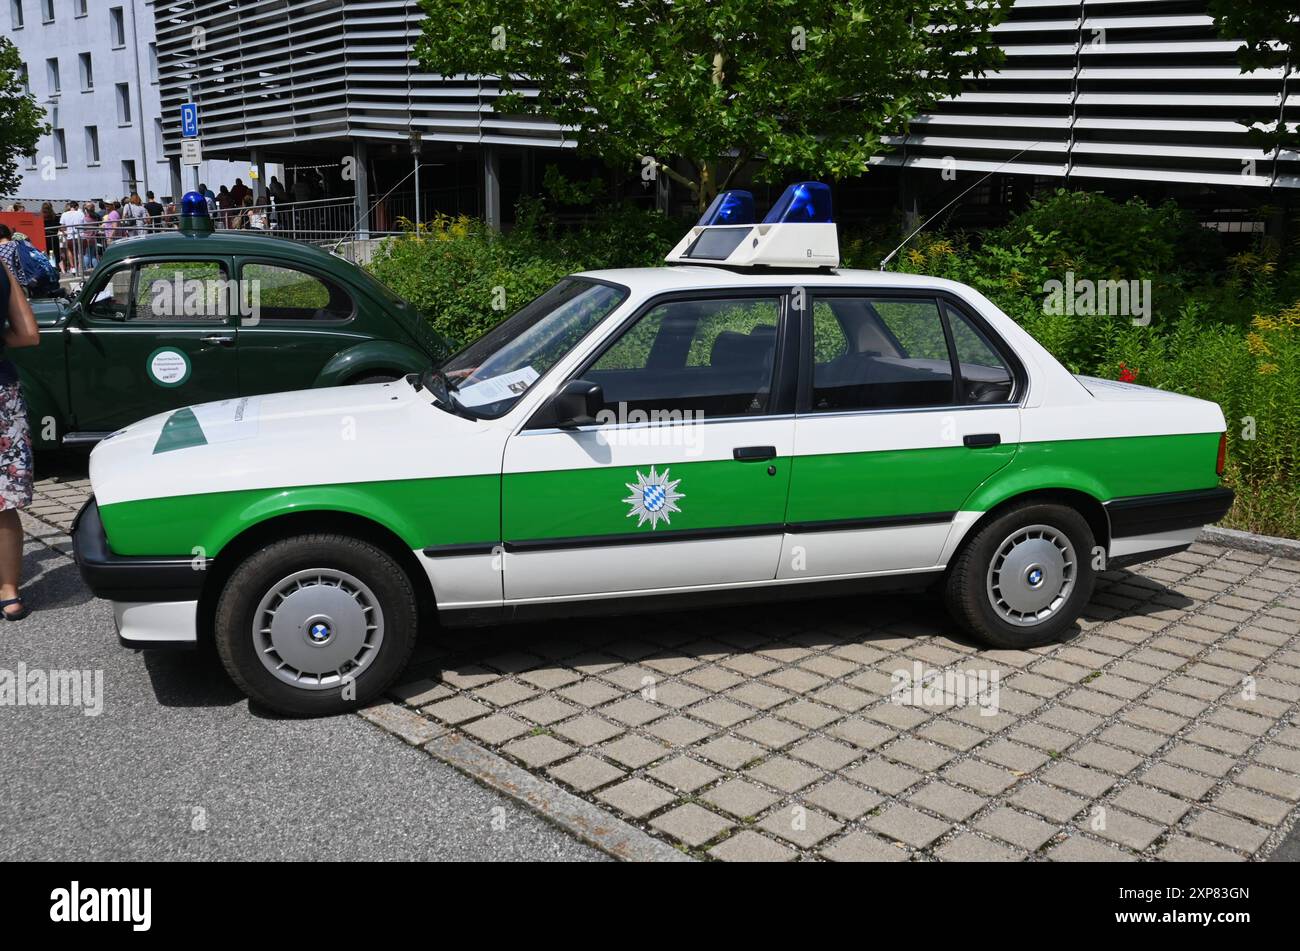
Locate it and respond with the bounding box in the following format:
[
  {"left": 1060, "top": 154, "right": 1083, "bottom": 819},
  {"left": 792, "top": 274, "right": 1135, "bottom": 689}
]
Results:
[
  {"left": 307, "top": 621, "right": 332, "bottom": 644},
  {"left": 1026, "top": 567, "right": 1044, "bottom": 587}
]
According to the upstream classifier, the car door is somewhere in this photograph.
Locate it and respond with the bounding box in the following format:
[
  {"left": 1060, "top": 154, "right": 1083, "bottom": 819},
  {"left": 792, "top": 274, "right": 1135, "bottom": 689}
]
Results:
[
  {"left": 500, "top": 289, "right": 798, "bottom": 602},
  {"left": 778, "top": 290, "right": 1023, "bottom": 580},
  {"left": 65, "top": 256, "right": 240, "bottom": 434},
  {"left": 232, "top": 257, "right": 362, "bottom": 395}
]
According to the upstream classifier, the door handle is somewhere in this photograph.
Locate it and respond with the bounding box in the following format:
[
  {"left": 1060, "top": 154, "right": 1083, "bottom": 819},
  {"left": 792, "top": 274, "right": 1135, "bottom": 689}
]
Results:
[
  {"left": 963, "top": 433, "right": 1001, "bottom": 448},
  {"left": 201, "top": 334, "right": 235, "bottom": 346},
  {"left": 733, "top": 445, "right": 777, "bottom": 461}
]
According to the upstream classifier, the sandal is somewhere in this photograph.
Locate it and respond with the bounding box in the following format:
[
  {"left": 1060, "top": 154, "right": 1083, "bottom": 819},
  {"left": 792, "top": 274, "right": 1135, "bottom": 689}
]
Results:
[{"left": 1, "top": 598, "right": 30, "bottom": 621}]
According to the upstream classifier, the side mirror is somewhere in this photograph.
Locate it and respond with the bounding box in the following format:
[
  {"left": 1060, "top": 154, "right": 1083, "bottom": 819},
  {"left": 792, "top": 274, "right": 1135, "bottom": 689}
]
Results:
[{"left": 550, "top": 379, "right": 604, "bottom": 429}]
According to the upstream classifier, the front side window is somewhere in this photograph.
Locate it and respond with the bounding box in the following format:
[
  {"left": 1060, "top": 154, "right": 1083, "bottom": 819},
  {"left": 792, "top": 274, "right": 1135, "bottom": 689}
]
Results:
[
  {"left": 438, "top": 278, "right": 627, "bottom": 417},
  {"left": 242, "top": 262, "right": 352, "bottom": 321},
  {"left": 586, "top": 296, "right": 780, "bottom": 418},
  {"left": 132, "top": 260, "right": 231, "bottom": 321},
  {"left": 85, "top": 265, "right": 132, "bottom": 320}
]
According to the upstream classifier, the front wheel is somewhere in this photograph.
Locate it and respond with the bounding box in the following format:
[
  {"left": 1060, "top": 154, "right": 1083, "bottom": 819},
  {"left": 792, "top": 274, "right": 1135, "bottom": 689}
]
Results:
[
  {"left": 944, "top": 502, "right": 1097, "bottom": 649},
  {"left": 214, "top": 534, "right": 419, "bottom": 716}
]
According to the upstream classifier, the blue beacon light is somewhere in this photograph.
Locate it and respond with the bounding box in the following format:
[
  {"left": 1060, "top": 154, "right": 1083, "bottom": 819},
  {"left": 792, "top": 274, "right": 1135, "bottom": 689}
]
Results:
[
  {"left": 697, "top": 189, "right": 756, "bottom": 226},
  {"left": 762, "top": 181, "right": 833, "bottom": 224},
  {"left": 179, "top": 190, "right": 214, "bottom": 234}
]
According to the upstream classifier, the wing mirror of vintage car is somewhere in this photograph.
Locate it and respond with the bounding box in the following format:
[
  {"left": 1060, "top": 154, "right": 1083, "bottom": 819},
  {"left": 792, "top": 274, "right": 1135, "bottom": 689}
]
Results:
[{"left": 550, "top": 379, "right": 604, "bottom": 429}]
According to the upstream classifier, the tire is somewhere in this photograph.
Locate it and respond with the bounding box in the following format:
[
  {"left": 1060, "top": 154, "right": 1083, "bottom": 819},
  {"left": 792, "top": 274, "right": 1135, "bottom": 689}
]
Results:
[
  {"left": 349, "top": 373, "right": 399, "bottom": 385},
  {"left": 214, "top": 534, "right": 419, "bottom": 717},
  {"left": 944, "top": 501, "right": 1097, "bottom": 649}
]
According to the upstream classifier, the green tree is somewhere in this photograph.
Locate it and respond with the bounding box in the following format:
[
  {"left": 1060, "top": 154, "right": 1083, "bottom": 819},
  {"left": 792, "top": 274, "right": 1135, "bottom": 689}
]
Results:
[
  {"left": 0, "top": 37, "right": 49, "bottom": 196},
  {"left": 416, "top": 0, "right": 1010, "bottom": 209},
  {"left": 1210, "top": 0, "right": 1299, "bottom": 152}
]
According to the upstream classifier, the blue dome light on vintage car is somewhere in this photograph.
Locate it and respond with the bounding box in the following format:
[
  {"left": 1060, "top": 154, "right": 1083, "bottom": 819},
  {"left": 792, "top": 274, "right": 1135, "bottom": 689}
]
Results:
[
  {"left": 762, "top": 181, "right": 833, "bottom": 224},
  {"left": 179, "top": 190, "right": 214, "bottom": 234},
  {"left": 697, "top": 189, "right": 756, "bottom": 226}
]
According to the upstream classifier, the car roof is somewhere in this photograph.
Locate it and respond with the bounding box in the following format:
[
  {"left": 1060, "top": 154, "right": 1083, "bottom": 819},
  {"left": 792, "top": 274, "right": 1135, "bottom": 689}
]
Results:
[
  {"left": 574, "top": 265, "right": 973, "bottom": 295},
  {"left": 98, "top": 230, "right": 345, "bottom": 270}
]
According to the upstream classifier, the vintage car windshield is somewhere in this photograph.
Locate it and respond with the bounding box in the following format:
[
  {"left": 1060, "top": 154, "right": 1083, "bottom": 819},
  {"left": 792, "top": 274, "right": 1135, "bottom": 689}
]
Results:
[{"left": 436, "top": 278, "right": 627, "bottom": 418}]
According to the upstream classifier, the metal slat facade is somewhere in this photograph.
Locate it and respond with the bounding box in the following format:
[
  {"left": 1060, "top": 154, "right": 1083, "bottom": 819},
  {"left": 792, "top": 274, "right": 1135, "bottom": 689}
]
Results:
[{"left": 155, "top": 0, "right": 1297, "bottom": 188}]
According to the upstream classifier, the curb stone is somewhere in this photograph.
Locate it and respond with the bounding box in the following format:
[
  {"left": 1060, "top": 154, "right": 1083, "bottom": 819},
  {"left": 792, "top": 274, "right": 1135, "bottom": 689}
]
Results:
[
  {"left": 423, "top": 732, "right": 694, "bottom": 862},
  {"left": 1199, "top": 526, "right": 1300, "bottom": 560}
]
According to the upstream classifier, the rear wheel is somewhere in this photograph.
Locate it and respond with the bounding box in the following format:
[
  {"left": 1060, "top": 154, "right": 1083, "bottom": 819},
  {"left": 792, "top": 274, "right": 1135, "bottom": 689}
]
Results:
[
  {"left": 944, "top": 502, "right": 1096, "bottom": 649},
  {"left": 214, "top": 534, "right": 419, "bottom": 716}
]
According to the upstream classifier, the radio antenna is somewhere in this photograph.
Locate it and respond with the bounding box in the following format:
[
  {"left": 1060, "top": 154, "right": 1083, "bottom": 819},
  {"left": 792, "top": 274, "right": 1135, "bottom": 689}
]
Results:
[{"left": 878, "top": 142, "right": 1043, "bottom": 271}]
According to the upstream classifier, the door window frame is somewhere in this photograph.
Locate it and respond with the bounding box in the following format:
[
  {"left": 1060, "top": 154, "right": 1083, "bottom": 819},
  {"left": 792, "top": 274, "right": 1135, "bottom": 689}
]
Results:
[
  {"left": 796, "top": 286, "right": 1027, "bottom": 415},
  {"left": 234, "top": 256, "right": 358, "bottom": 324},
  {"left": 524, "top": 285, "right": 802, "bottom": 431},
  {"left": 80, "top": 254, "right": 238, "bottom": 327}
]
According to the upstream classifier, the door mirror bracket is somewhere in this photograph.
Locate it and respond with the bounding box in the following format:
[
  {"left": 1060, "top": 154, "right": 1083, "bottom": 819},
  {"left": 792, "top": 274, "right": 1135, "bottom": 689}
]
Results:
[{"left": 550, "top": 379, "right": 604, "bottom": 429}]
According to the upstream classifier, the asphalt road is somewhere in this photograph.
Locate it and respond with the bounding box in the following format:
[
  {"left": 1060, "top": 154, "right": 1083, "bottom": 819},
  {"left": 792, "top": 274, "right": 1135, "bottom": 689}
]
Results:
[{"left": 0, "top": 541, "right": 603, "bottom": 862}]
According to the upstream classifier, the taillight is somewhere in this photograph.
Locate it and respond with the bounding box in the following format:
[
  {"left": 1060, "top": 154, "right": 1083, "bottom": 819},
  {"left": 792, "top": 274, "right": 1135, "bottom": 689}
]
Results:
[{"left": 1216, "top": 432, "right": 1227, "bottom": 477}]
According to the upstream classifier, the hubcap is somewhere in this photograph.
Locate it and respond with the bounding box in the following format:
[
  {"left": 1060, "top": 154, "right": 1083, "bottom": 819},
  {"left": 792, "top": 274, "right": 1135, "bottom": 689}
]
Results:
[
  {"left": 986, "top": 524, "right": 1076, "bottom": 626},
  {"left": 253, "top": 568, "right": 384, "bottom": 690}
]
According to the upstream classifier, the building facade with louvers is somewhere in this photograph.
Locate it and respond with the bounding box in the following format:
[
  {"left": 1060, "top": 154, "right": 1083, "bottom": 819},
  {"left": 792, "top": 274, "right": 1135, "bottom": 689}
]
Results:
[{"left": 148, "top": 0, "right": 1297, "bottom": 218}]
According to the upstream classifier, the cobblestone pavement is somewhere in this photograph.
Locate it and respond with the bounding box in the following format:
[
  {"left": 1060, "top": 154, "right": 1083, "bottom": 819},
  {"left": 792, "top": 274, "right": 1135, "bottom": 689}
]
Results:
[{"left": 30, "top": 465, "right": 1300, "bottom": 861}]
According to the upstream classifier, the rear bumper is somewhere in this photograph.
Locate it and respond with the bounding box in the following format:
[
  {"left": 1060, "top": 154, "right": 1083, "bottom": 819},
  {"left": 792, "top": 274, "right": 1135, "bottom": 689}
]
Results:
[
  {"left": 72, "top": 500, "right": 201, "bottom": 648},
  {"left": 1105, "top": 487, "right": 1235, "bottom": 538},
  {"left": 1104, "top": 487, "right": 1234, "bottom": 568}
]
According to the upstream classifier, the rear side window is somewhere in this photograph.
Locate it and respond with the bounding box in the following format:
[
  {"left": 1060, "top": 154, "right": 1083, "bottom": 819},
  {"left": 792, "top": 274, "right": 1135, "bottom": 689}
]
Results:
[
  {"left": 242, "top": 262, "right": 353, "bottom": 321},
  {"left": 809, "top": 297, "right": 954, "bottom": 411}
]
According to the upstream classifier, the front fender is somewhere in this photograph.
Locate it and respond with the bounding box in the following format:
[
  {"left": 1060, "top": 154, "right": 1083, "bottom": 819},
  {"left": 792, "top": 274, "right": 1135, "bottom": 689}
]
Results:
[{"left": 313, "top": 339, "right": 430, "bottom": 386}]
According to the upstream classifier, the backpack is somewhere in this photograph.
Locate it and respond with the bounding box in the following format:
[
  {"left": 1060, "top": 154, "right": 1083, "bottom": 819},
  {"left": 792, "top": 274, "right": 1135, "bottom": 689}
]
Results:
[{"left": 14, "top": 239, "right": 60, "bottom": 296}]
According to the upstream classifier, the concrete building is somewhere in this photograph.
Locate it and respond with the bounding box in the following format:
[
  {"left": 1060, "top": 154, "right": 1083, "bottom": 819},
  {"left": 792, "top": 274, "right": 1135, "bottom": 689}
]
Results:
[{"left": 3, "top": 0, "right": 241, "bottom": 203}]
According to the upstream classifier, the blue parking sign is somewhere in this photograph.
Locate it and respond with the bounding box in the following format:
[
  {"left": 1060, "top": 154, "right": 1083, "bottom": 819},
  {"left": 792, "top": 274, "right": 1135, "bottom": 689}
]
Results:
[{"left": 181, "top": 103, "right": 199, "bottom": 138}]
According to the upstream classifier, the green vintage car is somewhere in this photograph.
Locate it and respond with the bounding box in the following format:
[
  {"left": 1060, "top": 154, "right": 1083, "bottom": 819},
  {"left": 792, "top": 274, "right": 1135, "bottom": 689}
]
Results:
[{"left": 13, "top": 214, "right": 447, "bottom": 449}]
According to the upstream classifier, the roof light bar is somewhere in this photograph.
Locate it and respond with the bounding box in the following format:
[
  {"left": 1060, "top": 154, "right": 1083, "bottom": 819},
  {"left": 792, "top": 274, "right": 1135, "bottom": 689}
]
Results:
[
  {"left": 664, "top": 181, "right": 838, "bottom": 269},
  {"left": 697, "top": 189, "right": 755, "bottom": 226},
  {"left": 762, "top": 181, "right": 832, "bottom": 225}
]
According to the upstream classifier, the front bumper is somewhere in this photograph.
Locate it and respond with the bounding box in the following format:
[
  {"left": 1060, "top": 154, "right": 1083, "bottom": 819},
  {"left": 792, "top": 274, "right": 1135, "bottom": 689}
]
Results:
[{"left": 72, "top": 500, "right": 201, "bottom": 647}]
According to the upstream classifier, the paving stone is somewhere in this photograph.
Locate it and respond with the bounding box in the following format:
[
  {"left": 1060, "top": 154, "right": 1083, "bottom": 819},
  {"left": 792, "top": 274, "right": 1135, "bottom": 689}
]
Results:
[
  {"left": 651, "top": 803, "right": 734, "bottom": 848},
  {"left": 867, "top": 702, "right": 933, "bottom": 730},
  {"left": 935, "top": 833, "right": 1023, "bottom": 862},
  {"left": 691, "top": 698, "right": 755, "bottom": 728},
  {"left": 790, "top": 736, "right": 862, "bottom": 771},
  {"left": 640, "top": 715, "right": 709, "bottom": 747},
  {"left": 601, "top": 697, "right": 667, "bottom": 727},
  {"left": 1165, "top": 742, "right": 1237, "bottom": 778},
  {"left": 1185, "top": 810, "right": 1269, "bottom": 854},
  {"left": 652, "top": 681, "right": 710, "bottom": 708},
  {"left": 1009, "top": 722, "right": 1075, "bottom": 754},
  {"left": 778, "top": 700, "right": 845, "bottom": 729},
  {"left": 709, "top": 830, "right": 797, "bottom": 863},
  {"left": 421, "top": 696, "right": 492, "bottom": 725},
  {"left": 1157, "top": 835, "right": 1247, "bottom": 862},
  {"left": 727, "top": 682, "right": 792, "bottom": 710},
  {"left": 1211, "top": 786, "right": 1291, "bottom": 825},
  {"left": 388, "top": 678, "right": 453, "bottom": 707},
  {"left": 975, "top": 807, "right": 1059, "bottom": 851},
  {"left": 736, "top": 716, "right": 807, "bottom": 749},
  {"left": 849, "top": 756, "right": 924, "bottom": 795},
  {"left": 1036, "top": 705, "right": 1102, "bottom": 735},
  {"left": 602, "top": 734, "right": 670, "bottom": 769},
  {"left": 1235, "top": 765, "right": 1300, "bottom": 801},
  {"left": 557, "top": 680, "right": 623, "bottom": 707},
  {"left": 1099, "top": 724, "right": 1168, "bottom": 756},
  {"left": 1112, "top": 785, "right": 1191, "bottom": 825},
  {"left": 804, "top": 779, "right": 884, "bottom": 820},
  {"left": 746, "top": 755, "right": 823, "bottom": 793},
  {"left": 1043, "top": 834, "right": 1137, "bottom": 861},
  {"left": 821, "top": 832, "right": 909, "bottom": 862},
  {"left": 702, "top": 779, "right": 781, "bottom": 819},
  {"left": 908, "top": 781, "right": 985, "bottom": 822},
  {"left": 1256, "top": 744, "right": 1300, "bottom": 774},
  {"left": 918, "top": 719, "right": 987, "bottom": 751},
  {"left": 1010, "top": 783, "right": 1087, "bottom": 823},
  {"left": 868, "top": 804, "right": 952, "bottom": 848},
  {"left": 812, "top": 683, "right": 873, "bottom": 712},
  {"left": 550, "top": 714, "right": 624, "bottom": 746},
  {"left": 881, "top": 737, "right": 956, "bottom": 771},
  {"left": 979, "top": 739, "right": 1049, "bottom": 773},
  {"left": 828, "top": 718, "right": 896, "bottom": 750},
  {"left": 1140, "top": 762, "right": 1217, "bottom": 800},
  {"left": 596, "top": 778, "right": 678, "bottom": 818},
  {"left": 682, "top": 665, "right": 745, "bottom": 693},
  {"left": 1070, "top": 742, "right": 1143, "bottom": 776},
  {"left": 1042, "top": 762, "right": 1117, "bottom": 798},
  {"left": 514, "top": 696, "right": 581, "bottom": 726},
  {"left": 501, "top": 733, "right": 575, "bottom": 768},
  {"left": 943, "top": 759, "right": 1018, "bottom": 796},
  {"left": 547, "top": 754, "right": 626, "bottom": 793},
  {"left": 472, "top": 679, "right": 539, "bottom": 707},
  {"left": 518, "top": 667, "right": 582, "bottom": 690},
  {"left": 693, "top": 735, "right": 763, "bottom": 770},
  {"left": 1187, "top": 725, "right": 1255, "bottom": 756},
  {"left": 460, "top": 713, "right": 531, "bottom": 746},
  {"left": 358, "top": 702, "right": 445, "bottom": 745},
  {"left": 758, "top": 806, "right": 844, "bottom": 848}
]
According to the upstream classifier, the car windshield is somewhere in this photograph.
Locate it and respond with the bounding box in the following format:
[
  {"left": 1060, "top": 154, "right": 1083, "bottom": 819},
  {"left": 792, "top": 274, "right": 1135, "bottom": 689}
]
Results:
[{"left": 435, "top": 278, "right": 627, "bottom": 418}]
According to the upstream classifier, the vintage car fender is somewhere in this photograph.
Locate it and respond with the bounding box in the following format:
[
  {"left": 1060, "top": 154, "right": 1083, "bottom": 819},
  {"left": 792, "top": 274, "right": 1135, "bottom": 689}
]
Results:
[{"left": 312, "top": 339, "right": 432, "bottom": 386}]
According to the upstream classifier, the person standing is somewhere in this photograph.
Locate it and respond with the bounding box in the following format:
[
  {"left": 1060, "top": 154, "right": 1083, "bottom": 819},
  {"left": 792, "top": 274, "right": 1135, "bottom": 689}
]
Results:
[
  {"left": 58, "top": 201, "right": 84, "bottom": 274},
  {"left": 144, "top": 191, "right": 164, "bottom": 221},
  {"left": 80, "top": 200, "right": 102, "bottom": 270},
  {"left": 0, "top": 255, "right": 40, "bottom": 620},
  {"left": 102, "top": 200, "right": 122, "bottom": 244},
  {"left": 41, "top": 203, "right": 59, "bottom": 270},
  {"left": 124, "top": 193, "right": 147, "bottom": 235}
]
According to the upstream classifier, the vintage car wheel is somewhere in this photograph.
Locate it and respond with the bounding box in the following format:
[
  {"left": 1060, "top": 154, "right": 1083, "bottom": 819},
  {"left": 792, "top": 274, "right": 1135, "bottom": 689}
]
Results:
[
  {"left": 214, "top": 534, "right": 419, "bottom": 717},
  {"left": 944, "top": 502, "right": 1096, "bottom": 649}
]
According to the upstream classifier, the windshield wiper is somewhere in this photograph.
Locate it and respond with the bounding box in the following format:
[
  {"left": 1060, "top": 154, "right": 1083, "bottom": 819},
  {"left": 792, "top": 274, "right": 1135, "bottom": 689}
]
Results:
[{"left": 419, "top": 368, "right": 480, "bottom": 420}]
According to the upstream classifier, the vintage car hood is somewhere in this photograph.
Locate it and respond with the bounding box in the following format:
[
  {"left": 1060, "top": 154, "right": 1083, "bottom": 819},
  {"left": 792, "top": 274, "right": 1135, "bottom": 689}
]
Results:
[{"left": 88, "top": 379, "right": 500, "bottom": 507}]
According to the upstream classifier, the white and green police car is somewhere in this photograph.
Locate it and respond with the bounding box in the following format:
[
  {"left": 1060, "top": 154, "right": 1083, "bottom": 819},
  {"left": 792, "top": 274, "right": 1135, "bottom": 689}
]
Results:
[{"left": 73, "top": 183, "right": 1233, "bottom": 716}]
